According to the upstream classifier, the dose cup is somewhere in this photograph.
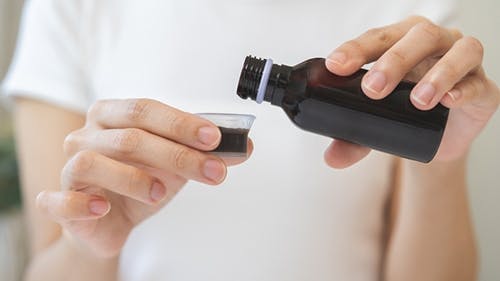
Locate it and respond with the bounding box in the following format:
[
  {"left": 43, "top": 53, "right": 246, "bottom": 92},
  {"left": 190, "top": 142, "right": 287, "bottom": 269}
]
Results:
[{"left": 196, "top": 113, "right": 255, "bottom": 157}]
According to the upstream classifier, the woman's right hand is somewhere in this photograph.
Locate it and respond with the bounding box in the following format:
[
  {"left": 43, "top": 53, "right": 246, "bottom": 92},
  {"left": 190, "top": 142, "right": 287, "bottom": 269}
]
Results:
[{"left": 35, "top": 98, "right": 251, "bottom": 258}]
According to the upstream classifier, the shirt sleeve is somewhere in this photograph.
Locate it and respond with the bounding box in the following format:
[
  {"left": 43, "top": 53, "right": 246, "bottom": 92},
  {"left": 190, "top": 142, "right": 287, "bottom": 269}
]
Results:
[{"left": 1, "top": 0, "right": 91, "bottom": 113}]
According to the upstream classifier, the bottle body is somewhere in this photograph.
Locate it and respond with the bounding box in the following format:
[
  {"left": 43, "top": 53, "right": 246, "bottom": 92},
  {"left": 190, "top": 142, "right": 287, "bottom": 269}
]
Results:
[{"left": 237, "top": 56, "right": 449, "bottom": 163}]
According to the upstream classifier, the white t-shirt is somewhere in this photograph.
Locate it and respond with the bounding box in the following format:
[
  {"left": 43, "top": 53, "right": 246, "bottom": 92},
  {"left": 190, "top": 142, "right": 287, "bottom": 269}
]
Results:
[{"left": 3, "top": 1, "right": 457, "bottom": 280}]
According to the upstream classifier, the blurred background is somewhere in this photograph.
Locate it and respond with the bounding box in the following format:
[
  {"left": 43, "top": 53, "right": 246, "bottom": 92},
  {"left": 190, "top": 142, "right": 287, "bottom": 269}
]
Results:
[
  {"left": 0, "top": 1, "right": 26, "bottom": 281},
  {"left": 0, "top": 0, "right": 499, "bottom": 280}
]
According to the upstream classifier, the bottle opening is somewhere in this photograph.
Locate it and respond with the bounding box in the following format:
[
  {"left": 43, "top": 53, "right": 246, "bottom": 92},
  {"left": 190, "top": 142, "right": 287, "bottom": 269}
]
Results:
[{"left": 237, "top": 56, "right": 268, "bottom": 101}]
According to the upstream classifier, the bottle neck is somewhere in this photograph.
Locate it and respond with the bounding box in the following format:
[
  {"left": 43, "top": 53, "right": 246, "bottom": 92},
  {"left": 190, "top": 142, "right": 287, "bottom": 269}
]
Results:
[{"left": 237, "top": 56, "right": 292, "bottom": 106}]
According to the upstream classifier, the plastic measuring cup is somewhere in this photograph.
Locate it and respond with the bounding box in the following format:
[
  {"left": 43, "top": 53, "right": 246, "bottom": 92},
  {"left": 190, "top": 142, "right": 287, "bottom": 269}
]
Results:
[{"left": 196, "top": 113, "right": 255, "bottom": 157}]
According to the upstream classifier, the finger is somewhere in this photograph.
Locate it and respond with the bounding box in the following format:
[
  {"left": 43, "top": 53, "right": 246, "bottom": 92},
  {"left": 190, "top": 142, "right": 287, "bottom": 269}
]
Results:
[
  {"left": 62, "top": 150, "right": 168, "bottom": 204},
  {"left": 64, "top": 129, "right": 228, "bottom": 185},
  {"left": 361, "top": 22, "right": 459, "bottom": 99},
  {"left": 326, "top": 15, "right": 428, "bottom": 76},
  {"left": 87, "top": 99, "right": 221, "bottom": 151},
  {"left": 439, "top": 75, "right": 479, "bottom": 109},
  {"left": 324, "top": 140, "right": 371, "bottom": 169},
  {"left": 440, "top": 72, "right": 500, "bottom": 112},
  {"left": 36, "top": 190, "right": 110, "bottom": 222},
  {"left": 221, "top": 138, "right": 254, "bottom": 166},
  {"left": 411, "top": 36, "right": 484, "bottom": 110}
]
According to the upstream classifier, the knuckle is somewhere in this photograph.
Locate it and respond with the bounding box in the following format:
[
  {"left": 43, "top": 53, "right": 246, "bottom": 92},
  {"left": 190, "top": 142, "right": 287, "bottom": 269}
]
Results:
[
  {"left": 113, "top": 128, "right": 142, "bottom": 155},
  {"left": 342, "top": 39, "right": 366, "bottom": 59},
  {"left": 415, "top": 21, "right": 442, "bottom": 43},
  {"left": 461, "top": 36, "right": 484, "bottom": 60},
  {"left": 407, "top": 15, "right": 432, "bottom": 25},
  {"left": 68, "top": 150, "right": 96, "bottom": 178},
  {"left": 465, "top": 77, "right": 483, "bottom": 100},
  {"left": 471, "top": 79, "right": 483, "bottom": 100},
  {"left": 438, "top": 62, "right": 461, "bottom": 81},
  {"left": 164, "top": 113, "right": 188, "bottom": 137},
  {"left": 449, "top": 28, "right": 464, "bottom": 40},
  {"left": 63, "top": 129, "right": 84, "bottom": 156},
  {"left": 386, "top": 49, "right": 408, "bottom": 69},
  {"left": 87, "top": 100, "right": 107, "bottom": 119},
  {"left": 60, "top": 193, "right": 77, "bottom": 214},
  {"left": 126, "top": 98, "right": 153, "bottom": 122},
  {"left": 172, "top": 147, "right": 191, "bottom": 170},
  {"left": 364, "top": 27, "right": 392, "bottom": 44},
  {"left": 478, "top": 76, "right": 490, "bottom": 96},
  {"left": 124, "top": 168, "right": 145, "bottom": 195}
]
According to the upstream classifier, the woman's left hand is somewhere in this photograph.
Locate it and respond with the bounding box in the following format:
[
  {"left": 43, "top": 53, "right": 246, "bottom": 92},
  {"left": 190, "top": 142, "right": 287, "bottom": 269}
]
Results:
[{"left": 323, "top": 15, "right": 500, "bottom": 168}]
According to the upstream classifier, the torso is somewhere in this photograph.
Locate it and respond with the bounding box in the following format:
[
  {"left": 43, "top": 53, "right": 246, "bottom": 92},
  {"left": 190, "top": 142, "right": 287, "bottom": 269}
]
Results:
[{"left": 73, "top": 1, "right": 453, "bottom": 280}]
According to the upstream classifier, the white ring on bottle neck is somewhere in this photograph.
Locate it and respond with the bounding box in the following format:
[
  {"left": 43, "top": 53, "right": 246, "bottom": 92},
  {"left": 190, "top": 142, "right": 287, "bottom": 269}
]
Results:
[{"left": 256, "top": 58, "right": 273, "bottom": 104}]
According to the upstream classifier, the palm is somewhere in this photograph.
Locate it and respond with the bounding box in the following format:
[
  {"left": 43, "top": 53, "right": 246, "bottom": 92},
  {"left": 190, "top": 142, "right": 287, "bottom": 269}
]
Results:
[
  {"left": 435, "top": 97, "right": 498, "bottom": 161},
  {"left": 405, "top": 63, "right": 498, "bottom": 162}
]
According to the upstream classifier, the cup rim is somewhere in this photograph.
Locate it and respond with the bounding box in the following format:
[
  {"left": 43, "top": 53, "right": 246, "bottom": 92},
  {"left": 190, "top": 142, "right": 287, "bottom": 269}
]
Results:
[
  {"left": 196, "top": 112, "right": 255, "bottom": 119},
  {"left": 196, "top": 112, "right": 256, "bottom": 129}
]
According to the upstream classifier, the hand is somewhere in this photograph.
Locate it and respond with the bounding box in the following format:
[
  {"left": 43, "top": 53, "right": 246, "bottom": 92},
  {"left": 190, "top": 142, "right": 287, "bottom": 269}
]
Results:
[
  {"left": 35, "top": 99, "right": 252, "bottom": 258},
  {"left": 323, "top": 15, "right": 500, "bottom": 168}
]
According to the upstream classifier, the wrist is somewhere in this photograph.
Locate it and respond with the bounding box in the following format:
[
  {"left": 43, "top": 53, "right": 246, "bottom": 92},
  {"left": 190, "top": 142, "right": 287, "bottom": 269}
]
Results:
[
  {"left": 407, "top": 151, "right": 468, "bottom": 172},
  {"left": 26, "top": 233, "right": 119, "bottom": 281},
  {"left": 60, "top": 232, "right": 119, "bottom": 279},
  {"left": 61, "top": 230, "right": 121, "bottom": 262},
  {"left": 401, "top": 153, "right": 468, "bottom": 191}
]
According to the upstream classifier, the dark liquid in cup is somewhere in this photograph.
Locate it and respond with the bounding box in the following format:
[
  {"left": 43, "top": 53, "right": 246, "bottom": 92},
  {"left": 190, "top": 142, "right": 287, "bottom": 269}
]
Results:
[{"left": 212, "top": 127, "right": 249, "bottom": 154}]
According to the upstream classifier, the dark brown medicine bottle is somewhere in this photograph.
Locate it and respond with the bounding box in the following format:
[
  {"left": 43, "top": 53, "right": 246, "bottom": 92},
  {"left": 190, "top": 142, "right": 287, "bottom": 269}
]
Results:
[{"left": 236, "top": 56, "right": 449, "bottom": 163}]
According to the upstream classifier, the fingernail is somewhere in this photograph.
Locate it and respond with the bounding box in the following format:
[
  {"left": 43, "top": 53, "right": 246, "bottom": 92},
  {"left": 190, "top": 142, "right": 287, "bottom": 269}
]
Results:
[
  {"left": 89, "top": 199, "right": 110, "bottom": 216},
  {"left": 203, "top": 159, "right": 226, "bottom": 183},
  {"left": 198, "top": 126, "right": 220, "bottom": 146},
  {"left": 363, "top": 71, "right": 387, "bottom": 95},
  {"left": 150, "top": 182, "right": 166, "bottom": 202},
  {"left": 447, "top": 89, "right": 462, "bottom": 101},
  {"left": 412, "top": 83, "right": 436, "bottom": 106},
  {"left": 326, "top": 52, "right": 347, "bottom": 66}
]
